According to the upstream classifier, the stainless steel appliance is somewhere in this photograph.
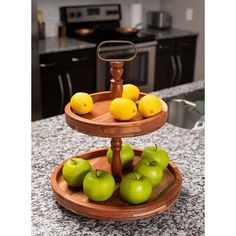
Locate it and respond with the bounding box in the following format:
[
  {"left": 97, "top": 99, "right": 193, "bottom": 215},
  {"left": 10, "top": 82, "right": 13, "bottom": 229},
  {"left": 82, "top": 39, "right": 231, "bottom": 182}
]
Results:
[
  {"left": 147, "top": 11, "right": 171, "bottom": 29},
  {"left": 97, "top": 41, "right": 156, "bottom": 92},
  {"left": 60, "top": 4, "right": 157, "bottom": 92}
]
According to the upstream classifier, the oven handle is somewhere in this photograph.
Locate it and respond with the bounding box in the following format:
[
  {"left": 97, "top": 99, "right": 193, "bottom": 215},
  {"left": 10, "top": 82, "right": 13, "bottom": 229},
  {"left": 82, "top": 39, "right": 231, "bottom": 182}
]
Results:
[
  {"left": 97, "top": 40, "right": 137, "bottom": 62},
  {"left": 98, "top": 45, "right": 155, "bottom": 58},
  {"left": 97, "top": 41, "right": 157, "bottom": 53}
]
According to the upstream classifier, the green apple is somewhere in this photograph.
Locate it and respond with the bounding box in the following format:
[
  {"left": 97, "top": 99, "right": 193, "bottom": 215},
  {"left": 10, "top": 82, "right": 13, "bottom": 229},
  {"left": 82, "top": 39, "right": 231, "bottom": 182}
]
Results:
[
  {"left": 83, "top": 170, "right": 115, "bottom": 201},
  {"left": 141, "top": 145, "right": 169, "bottom": 170},
  {"left": 120, "top": 172, "right": 152, "bottom": 204},
  {"left": 106, "top": 143, "right": 134, "bottom": 169},
  {"left": 62, "top": 158, "right": 92, "bottom": 187},
  {"left": 134, "top": 158, "right": 163, "bottom": 187}
]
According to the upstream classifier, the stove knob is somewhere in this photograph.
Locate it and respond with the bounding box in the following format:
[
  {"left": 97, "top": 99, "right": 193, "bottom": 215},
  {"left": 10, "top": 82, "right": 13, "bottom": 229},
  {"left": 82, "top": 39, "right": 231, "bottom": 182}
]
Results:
[
  {"left": 76, "top": 12, "right": 82, "bottom": 17},
  {"left": 69, "top": 12, "right": 75, "bottom": 18}
]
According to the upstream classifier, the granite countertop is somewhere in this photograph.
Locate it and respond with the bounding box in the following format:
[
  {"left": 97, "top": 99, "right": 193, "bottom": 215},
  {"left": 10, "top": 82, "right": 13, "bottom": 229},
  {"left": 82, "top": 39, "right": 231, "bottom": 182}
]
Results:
[
  {"left": 32, "top": 82, "right": 205, "bottom": 235},
  {"left": 153, "top": 80, "right": 204, "bottom": 99},
  {"left": 39, "top": 28, "right": 197, "bottom": 55},
  {"left": 38, "top": 37, "right": 96, "bottom": 55},
  {"left": 142, "top": 28, "right": 198, "bottom": 40}
]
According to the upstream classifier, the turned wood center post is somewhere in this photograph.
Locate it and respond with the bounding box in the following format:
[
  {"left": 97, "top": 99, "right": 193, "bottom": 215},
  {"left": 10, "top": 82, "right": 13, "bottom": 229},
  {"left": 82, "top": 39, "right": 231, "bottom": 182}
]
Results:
[
  {"left": 109, "top": 61, "right": 124, "bottom": 181},
  {"left": 110, "top": 61, "right": 124, "bottom": 99},
  {"left": 111, "top": 138, "right": 122, "bottom": 181}
]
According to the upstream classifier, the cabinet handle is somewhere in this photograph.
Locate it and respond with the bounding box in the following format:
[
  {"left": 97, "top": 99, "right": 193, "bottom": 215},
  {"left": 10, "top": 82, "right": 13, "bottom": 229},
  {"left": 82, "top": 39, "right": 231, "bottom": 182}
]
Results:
[
  {"left": 170, "top": 55, "right": 177, "bottom": 86},
  {"left": 66, "top": 73, "right": 73, "bottom": 98},
  {"left": 40, "top": 62, "right": 56, "bottom": 68},
  {"left": 57, "top": 75, "right": 65, "bottom": 114},
  {"left": 158, "top": 45, "right": 170, "bottom": 50},
  {"left": 176, "top": 54, "right": 183, "bottom": 85},
  {"left": 180, "top": 42, "right": 192, "bottom": 48},
  {"left": 71, "top": 57, "right": 88, "bottom": 62}
]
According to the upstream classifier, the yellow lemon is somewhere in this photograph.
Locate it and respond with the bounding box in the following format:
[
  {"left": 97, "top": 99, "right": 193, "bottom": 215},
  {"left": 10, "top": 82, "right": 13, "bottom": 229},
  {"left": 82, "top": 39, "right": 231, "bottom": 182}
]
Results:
[
  {"left": 109, "top": 98, "right": 137, "bottom": 121},
  {"left": 138, "top": 94, "right": 162, "bottom": 118},
  {"left": 70, "top": 92, "right": 93, "bottom": 115},
  {"left": 122, "top": 84, "right": 140, "bottom": 102}
]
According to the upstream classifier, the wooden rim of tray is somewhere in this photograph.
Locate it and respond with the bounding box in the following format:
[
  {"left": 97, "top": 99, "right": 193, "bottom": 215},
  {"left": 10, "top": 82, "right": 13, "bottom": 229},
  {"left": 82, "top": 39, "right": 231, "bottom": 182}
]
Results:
[
  {"left": 50, "top": 148, "right": 182, "bottom": 221},
  {"left": 65, "top": 92, "right": 168, "bottom": 138}
]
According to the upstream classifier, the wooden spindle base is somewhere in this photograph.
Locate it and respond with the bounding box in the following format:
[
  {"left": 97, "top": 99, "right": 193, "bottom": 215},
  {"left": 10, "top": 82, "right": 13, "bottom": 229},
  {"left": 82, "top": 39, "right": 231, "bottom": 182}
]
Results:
[
  {"left": 110, "top": 61, "right": 124, "bottom": 99},
  {"left": 110, "top": 138, "right": 122, "bottom": 181}
]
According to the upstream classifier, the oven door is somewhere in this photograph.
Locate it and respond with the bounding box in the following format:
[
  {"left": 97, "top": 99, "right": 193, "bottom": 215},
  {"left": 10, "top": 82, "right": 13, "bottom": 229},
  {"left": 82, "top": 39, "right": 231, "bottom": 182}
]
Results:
[{"left": 96, "top": 41, "right": 157, "bottom": 92}]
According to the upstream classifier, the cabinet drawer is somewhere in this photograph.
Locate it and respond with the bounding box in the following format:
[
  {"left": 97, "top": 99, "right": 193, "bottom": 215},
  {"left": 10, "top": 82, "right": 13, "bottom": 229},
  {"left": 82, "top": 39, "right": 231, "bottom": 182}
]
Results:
[
  {"left": 40, "top": 53, "right": 61, "bottom": 72},
  {"left": 63, "top": 49, "right": 96, "bottom": 68},
  {"left": 156, "top": 39, "right": 175, "bottom": 53},
  {"left": 40, "top": 49, "right": 96, "bottom": 72},
  {"left": 176, "top": 36, "right": 196, "bottom": 50}
]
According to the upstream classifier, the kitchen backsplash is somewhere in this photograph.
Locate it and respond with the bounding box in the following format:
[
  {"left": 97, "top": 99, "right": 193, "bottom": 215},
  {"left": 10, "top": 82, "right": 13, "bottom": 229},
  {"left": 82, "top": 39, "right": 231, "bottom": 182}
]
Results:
[{"left": 37, "top": 0, "right": 161, "bottom": 37}]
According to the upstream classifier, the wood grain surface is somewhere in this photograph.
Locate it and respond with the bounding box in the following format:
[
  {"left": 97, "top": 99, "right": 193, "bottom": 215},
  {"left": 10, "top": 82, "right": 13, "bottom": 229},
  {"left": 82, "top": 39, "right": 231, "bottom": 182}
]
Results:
[
  {"left": 110, "top": 61, "right": 124, "bottom": 99},
  {"left": 65, "top": 92, "right": 168, "bottom": 138}
]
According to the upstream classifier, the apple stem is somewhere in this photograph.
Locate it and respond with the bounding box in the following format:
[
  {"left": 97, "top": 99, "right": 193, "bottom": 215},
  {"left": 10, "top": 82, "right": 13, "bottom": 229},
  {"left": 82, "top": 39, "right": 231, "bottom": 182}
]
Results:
[
  {"left": 70, "top": 159, "right": 76, "bottom": 165},
  {"left": 131, "top": 173, "right": 138, "bottom": 180},
  {"left": 155, "top": 144, "right": 158, "bottom": 151},
  {"left": 149, "top": 161, "right": 157, "bottom": 166},
  {"left": 95, "top": 169, "right": 100, "bottom": 178}
]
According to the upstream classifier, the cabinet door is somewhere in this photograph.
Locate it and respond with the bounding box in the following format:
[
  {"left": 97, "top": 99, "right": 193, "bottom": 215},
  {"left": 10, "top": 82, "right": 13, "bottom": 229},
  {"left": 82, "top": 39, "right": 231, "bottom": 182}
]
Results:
[
  {"left": 40, "top": 53, "right": 66, "bottom": 118},
  {"left": 154, "top": 53, "right": 176, "bottom": 90},
  {"left": 63, "top": 49, "right": 96, "bottom": 102},
  {"left": 40, "top": 49, "right": 96, "bottom": 118},
  {"left": 41, "top": 72, "right": 65, "bottom": 118},
  {"left": 175, "top": 37, "right": 196, "bottom": 85},
  {"left": 155, "top": 39, "right": 176, "bottom": 90},
  {"left": 64, "top": 65, "right": 96, "bottom": 103},
  {"left": 175, "top": 49, "right": 195, "bottom": 85}
]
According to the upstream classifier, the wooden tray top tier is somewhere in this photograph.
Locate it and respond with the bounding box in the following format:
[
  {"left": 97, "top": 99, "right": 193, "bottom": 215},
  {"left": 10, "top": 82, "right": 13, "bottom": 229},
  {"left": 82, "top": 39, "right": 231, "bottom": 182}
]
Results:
[
  {"left": 51, "top": 148, "right": 182, "bottom": 221},
  {"left": 65, "top": 91, "right": 168, "bottom": 138}
]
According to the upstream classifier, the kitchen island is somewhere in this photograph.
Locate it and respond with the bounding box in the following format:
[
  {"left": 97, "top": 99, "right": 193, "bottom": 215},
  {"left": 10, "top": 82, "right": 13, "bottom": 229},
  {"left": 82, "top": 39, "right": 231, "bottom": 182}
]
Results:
[{"left": 32, "top": 81, "right": 204, "bottom": 235}]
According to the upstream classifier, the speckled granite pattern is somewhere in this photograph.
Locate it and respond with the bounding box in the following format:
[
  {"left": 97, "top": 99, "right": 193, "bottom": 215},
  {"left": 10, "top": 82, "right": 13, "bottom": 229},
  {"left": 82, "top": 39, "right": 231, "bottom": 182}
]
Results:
[
  {"left": 142, "top": 28, "right": 198, "bottom": 40},
  {"left": 32, "top": 112, "right": 204, "bottom": 235},
  {"left": 39, "top": 37, "right": 96, "bottom": 55},
  {"left": 153, "top": 80, "right": 204, "bottom": 100}
]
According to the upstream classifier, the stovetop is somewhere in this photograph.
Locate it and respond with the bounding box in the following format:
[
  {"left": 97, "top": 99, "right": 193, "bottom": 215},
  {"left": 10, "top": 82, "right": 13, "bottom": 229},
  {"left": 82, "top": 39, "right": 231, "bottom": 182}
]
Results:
[
  {"left": 67, "top": 29, "right": 156, "bottom": 45},
  {"left": 60, "top": 4, "right": 156, "bottom": 45}
]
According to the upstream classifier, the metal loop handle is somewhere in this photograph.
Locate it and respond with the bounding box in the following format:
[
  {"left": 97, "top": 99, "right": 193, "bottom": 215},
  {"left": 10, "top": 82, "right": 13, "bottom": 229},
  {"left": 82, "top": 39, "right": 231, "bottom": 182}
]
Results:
[{"left": 97, "top": 40, "right": 137, "bottom": 62}]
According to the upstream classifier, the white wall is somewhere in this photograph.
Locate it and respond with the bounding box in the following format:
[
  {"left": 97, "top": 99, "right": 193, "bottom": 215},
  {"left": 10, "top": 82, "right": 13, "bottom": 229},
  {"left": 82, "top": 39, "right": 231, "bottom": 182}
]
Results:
[
  {"left": 37, "top": 0, "right": 161, "bottom": 37},
  {"left": 161, "top": 0, "right": 204, "bottom": 81}
]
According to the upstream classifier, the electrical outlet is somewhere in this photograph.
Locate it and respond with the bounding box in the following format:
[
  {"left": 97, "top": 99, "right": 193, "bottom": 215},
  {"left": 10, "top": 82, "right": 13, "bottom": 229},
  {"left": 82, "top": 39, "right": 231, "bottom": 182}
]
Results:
[{"left": 186, "top": 8, "right": 193, "bottom": 21}]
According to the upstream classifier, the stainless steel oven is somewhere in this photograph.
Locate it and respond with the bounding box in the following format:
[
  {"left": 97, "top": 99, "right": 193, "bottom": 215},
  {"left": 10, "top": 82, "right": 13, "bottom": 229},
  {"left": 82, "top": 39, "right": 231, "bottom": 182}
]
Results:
[{"left": 96, "top": 41, "right": 157, "bottom": 92}]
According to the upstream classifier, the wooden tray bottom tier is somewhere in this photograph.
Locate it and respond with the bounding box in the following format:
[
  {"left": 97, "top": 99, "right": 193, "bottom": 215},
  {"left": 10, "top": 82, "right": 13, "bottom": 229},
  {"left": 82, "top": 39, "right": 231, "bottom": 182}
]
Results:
[{"left": 51, "top": 148, "right": 182, "bottom": 221}]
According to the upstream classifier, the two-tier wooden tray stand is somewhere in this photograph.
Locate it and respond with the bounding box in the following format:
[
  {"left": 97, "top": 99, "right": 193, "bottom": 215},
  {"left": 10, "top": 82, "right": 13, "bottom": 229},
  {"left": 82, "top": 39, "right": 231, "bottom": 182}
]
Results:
[{"left": 51, "top": 41, "right": 182, "bottom": 221}]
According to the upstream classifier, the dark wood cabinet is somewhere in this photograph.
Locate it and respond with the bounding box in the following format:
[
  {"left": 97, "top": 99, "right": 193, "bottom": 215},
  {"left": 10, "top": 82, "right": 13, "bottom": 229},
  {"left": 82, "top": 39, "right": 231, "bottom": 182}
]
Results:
[
  {"left": 40, "top": 48, "right": 96, "bottom": 118},
  {"left": 41, "top": 73, "right": 64, "bottom": 118},
  {"left": 155, "top": 53, "right": 175, "bottom": 90},
  {"left": 154, "top": 36, "right": 197, "bottom": 90},
  {"left": 64, "top": 66, "right": 96, "bottom": 95},
  {"left": 175, "top": 37, "right": 196, "bottom": 85}
]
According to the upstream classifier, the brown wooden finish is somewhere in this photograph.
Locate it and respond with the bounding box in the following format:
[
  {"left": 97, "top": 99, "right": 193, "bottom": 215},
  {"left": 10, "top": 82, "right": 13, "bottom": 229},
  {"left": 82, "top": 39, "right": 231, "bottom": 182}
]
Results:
[
  {"left": 110, "top": 61, "right": 124, "bottom": 99},
  {"left": 50, "top": 148, "right": 182, "bottom": 221},
  {"left": 65, "top": 92, "right": 168, "bottom": 138}
]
